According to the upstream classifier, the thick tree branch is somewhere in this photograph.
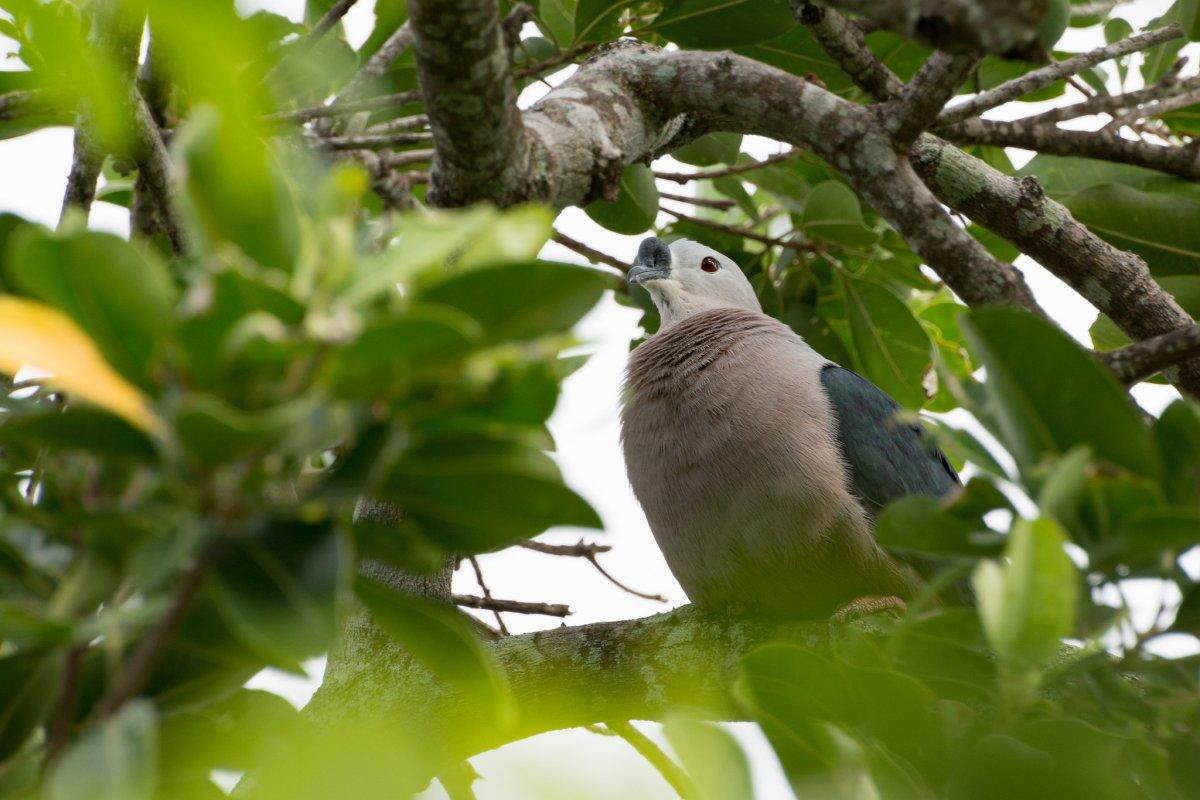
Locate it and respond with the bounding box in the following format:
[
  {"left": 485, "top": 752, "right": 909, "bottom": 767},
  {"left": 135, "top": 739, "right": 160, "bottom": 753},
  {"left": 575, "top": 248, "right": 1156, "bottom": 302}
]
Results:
[
  {"left": 911, "top": 139, "right": 1200, "bottom": 396},
  {"left": 1099, "top": 323, "right": 1200, "bottom": 386},
  {"left": 130, "top": 89, "right": 188, "bottom": 254},
  {"left": 515, "top": 43, "right": 1041, "bottom": 311},
  {"left": 310, "top": 604, "right": 826, "bottom": 760},
  {"left": 807, "top": 0, "right": 1047, "bottom": 59},
  {"left": 798, "top": 5, "right": 1200, "bottom": 397},
  {"left": 937, "top": 24, "right": 1184, "bottom": 126},
  {"left": 408, "top": 0, "right": 529, "bottom": 206}
]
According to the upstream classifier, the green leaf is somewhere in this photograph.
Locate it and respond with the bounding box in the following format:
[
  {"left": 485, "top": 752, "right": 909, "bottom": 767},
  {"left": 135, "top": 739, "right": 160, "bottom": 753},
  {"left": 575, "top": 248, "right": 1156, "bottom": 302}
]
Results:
[
  {"left": 653, "top": 0, "right": 794, "bottom": 49},
  {"left": 539, "top": 0, "right": 577, "bottom": 45},
  {"left": 1061, "top": 183, "right": 1200, "bottom": 277},
  {"left": 211, "top": 519, "right": 338, "bottom": 667},
  {"left": 418, "top": 260, "right": 611, "bottom": 342},
  {"left": 342, "top": 207, "right": 497, "bottom": 305},
  {"left": 1154, "top": 399, "right": 1200, "bottom": 506},
  {"left": 801, "top": 182, "right": 878, "bottom": 247},
  {"left": 663, "top": 718, "right": 753, "bottom": 800},
  {"left": 0, "top": 408, "right": 157, "bottom": 462},
  {"left": 960, "top": 307, "right": 1161, "bottom": 480},
  {"left": 324, "top": 308, "right": 480, "bottom": 397},
  {"left": 573, "top": 0, "right": 625, "bottom": 42},
  {"left": 973, "top": 517, "right": 1078, "bottom": 689},
  {"left": 384, "top": 434, "right": 602, "bottom": 552},
  {"left": 1037, "top": 0, "right": 1070, "bottom": 48},
  {"left": 1099, "top": 509, "right": 1200, "bottom": 566},
  {"left": 46, "top": 700, "right": 158, "bottom": 800},
  {"left": 5, "top": 227, "right": 177, "bottom": 384},
  {"left": 584, "top": 162, "right": 659, "bottom": 235},
  {"left": 0, "top": 652, "right": 59, "bottom": 760},
  {"left": 840, "top": 275, "right": 932, "bottom": 409},
  {"left": 1142, "top": 4, "right": 1185, "bottom": 82},
  {"left": 671, "top": 133, "right": 742, "bottom": 167},
  {"left": 875, "top": 490, "right": 1005, "bottom": 560},
  {"left": 355, "top": 576, "right": 513, "bottom": 721},
  {"left": 174, "top": 108, "right": 300, "bottom": 271},
  {"left": 1183, "top": 0, "right": 1200, "bottom": 40}
]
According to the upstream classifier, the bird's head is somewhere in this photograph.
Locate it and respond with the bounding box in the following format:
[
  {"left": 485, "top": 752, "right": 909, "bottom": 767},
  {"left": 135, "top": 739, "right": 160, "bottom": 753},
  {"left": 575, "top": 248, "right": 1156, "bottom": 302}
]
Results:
[{"left": 626, "top": 237, "right": 761, "bottom": 328}]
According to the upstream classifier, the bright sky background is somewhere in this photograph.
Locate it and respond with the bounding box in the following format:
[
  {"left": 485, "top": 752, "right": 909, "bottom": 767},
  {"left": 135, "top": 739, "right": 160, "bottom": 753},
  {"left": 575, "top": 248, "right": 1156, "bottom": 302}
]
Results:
[{"left": 0, "top": 1, "right": 1194, "bottom": 797}]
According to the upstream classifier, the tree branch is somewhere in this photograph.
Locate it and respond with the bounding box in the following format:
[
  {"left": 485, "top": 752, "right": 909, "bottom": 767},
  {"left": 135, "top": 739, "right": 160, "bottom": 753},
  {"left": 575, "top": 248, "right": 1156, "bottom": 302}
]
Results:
[
  {"left": 309, "top": 604, "right": 827, "bottom": 760},
  {"left": 452, "top": 594, "right": 571, "bottom": 617},
  {"left": 941, "top": 118, "right": 1200, "bottom": 181},
  {"left": 130, "top": 88, "right": 187, "bottom": 254},
  {"left": 551, "top": 232, "right": 629, "bottom": 272},
  {"left": 798, "top": 4, "right": 903, "bottom": 100},
  {"left": 652, "top": 149, "right": 802, "bottom": 183},
  {"left": 796, "top": 5, "right": 1200, "bottom": 398},
  {"left": 1014, "top": 74, "right": 1200, "bottom": 127},
  {"left": 910, "top": 139, "right": 1200, "bottom": 397},
  {"left": 889, "top": 51, "right": 979, "bottom": 145},
  {"left": 1099, "top": 323, "right": 1200, "bottom": 386},
  {"left": 408, "top": 0, "right": 529, "bottom": 206},
  {"left": 936, "top": 24, "right": 1184, "bottom": 126},
  {"left": 807, "top": 0, "right": 1047, "bottom": 59}
]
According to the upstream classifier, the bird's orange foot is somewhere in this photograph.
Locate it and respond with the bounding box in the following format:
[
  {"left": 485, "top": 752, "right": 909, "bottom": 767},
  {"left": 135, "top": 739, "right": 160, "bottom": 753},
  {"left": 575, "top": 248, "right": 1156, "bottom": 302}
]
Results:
[{"left": 831, "top": 595, "right": 907, "bottom": 625}]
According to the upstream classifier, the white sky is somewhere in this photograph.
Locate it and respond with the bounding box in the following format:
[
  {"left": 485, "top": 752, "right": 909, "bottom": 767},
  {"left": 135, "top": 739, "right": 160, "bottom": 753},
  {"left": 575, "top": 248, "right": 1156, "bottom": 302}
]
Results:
[{"left": 0, "top": 1, "right": 1193, "bottom": 797}]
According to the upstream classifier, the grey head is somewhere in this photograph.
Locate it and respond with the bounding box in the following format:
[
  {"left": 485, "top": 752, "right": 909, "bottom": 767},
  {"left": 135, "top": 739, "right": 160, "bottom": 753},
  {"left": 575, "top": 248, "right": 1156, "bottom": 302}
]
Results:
[{"left": 627, "top": 237, "right": 761, "bottom": 328}]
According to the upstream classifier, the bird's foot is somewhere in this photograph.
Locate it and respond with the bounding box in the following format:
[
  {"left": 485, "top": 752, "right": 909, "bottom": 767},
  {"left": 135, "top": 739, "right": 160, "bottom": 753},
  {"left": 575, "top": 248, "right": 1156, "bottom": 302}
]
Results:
[{"left": 831, "top": 595, "right": 907, "bottom": 625}]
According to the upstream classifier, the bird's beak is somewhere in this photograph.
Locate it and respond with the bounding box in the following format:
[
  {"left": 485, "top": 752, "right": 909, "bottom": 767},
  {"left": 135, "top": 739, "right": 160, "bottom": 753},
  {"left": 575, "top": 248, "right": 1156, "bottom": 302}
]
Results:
[
  {"left": 627, "top": 261, "right": 670, "bottom": 286},
  {"left": 628, "top": 236, "right": 672, "bottom": 285}
]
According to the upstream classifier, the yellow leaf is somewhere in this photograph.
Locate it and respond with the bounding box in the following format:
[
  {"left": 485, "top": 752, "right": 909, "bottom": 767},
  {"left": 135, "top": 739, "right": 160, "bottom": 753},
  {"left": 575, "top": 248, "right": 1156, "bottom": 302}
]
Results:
[{"left": 0, "top": 296, "right": 162, "bottom": 434}]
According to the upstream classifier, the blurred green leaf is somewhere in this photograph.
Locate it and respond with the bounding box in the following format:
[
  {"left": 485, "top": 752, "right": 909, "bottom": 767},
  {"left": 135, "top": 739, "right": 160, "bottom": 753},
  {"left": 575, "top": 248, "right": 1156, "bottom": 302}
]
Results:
[
  {"left": 973, "top": 517, "right": 1078, "bottom": 695},
  {"left": 539, "top": 0, "right": 577, "bottom": 44},
  {"left": 0, "top": 408, "right": 156, "bottom": 462},
  {"left": 418, "top": 260, "right": 610, "bottom": 342},
  {"left": 584, "top": 162, "right": 659, "bottom": 235},
  {"left": 840, "top": 274, "right": 932, "bottom": 409},
  {"left": 46, "top": 699, "right": 158, "bottom": 800},
  {"left": 1154, "top": 399, "right": 1200, "bottom": 506},
  {"left": 663, "top": 718, "right": 753, "bottom": 800},
  {"left": 1143, "top": 3, "right": 1185, "bottom": 82},
  {"left": 876, "top": 488, "right": 1005, "bottom": 560},
  {"left": 0, "top": 651, "right": 59, "bottom": 760},
  {"left": 1037, "top": 0, "right": 1070, "bottom": 48},
  {"left": 5, "top": 227, "right": 177, "bottom": 384},
  {"left": 211, "top": 519, "right": 338, "bottom": 667},
  {"left": 960, "top": 307, "right": 1161, "bottom": 480},
  {"left": 355, "top": 576, "right": 513, "bottom": 721},
  {"left": 384, "top": 433, "right": 601, "bottom": 552}
]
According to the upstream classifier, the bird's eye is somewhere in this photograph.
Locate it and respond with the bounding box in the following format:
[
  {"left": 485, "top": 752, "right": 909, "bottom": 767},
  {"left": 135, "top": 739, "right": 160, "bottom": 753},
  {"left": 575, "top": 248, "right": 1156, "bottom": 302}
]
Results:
[{"left": 701, "top": 256, "right": 720, "bottom": 273}]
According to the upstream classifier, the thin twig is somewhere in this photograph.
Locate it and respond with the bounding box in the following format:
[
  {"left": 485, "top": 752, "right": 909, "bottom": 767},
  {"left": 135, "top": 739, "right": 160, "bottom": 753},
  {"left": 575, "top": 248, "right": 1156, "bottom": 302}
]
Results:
[
  {"left": 379, "top": 148, "right": 436, "bottom": 168},
  {"left": 517, "top": 538, "right": 667, "bottom": 602},
  {"left": 937, "top": 24, "right": 1184, "bottom": 126},
  {"left": 605, "top": 721, "right": 698, "bottom": 800},
  {"left": 657, "top": 190, "right": 736, "bottom": 210},
  {"left": 467, "top": 556, "right": 509, "bottom": 635},
  {"left": 303, "top": 0, "right": 358, "bottom": 48},
  {"left": 552, "top": 231, "right": 629, "bottom": 272},
  {"left": 661, "top": 204, "right": 819, "bottom": 252},
  {"left": 44, "top": 645, "right": 87, "bottom": 767},
  {"left": 316, "top": 131, "right": 434, "bottom": 150},
  {"left": 452, "top": 594, "right": 571, "bottom": 617},
  {"left": 652, "top": 149, "right": 801, "bottom": 183},
  {"left": 516, "top": 539, "right": 613, "bottom": 557},
  {"left": 1014, "top": 74, "right": 1200, "bottom": 126},
  {"left": 366, "top": 114, "right": 430, "bottom": 134},
  {"left": 265, "top": 91, "right": 422, "bottom": 124},
  {"left": 95, "top": 557, "right": 209, "bottom": 718}
]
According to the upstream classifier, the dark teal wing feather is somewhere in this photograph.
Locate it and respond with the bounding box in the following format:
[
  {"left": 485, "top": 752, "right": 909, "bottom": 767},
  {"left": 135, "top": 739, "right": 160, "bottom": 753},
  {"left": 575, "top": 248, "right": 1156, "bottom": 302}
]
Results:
[{"left": 819, "top": 364, "right": 960, "bottom": 515}]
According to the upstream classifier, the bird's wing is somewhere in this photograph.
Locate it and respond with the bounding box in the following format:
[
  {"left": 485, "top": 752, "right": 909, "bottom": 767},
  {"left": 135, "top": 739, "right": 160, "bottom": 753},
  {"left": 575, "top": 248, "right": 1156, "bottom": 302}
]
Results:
[{"left": 818, "top": 364, "right": 960, "bottom": 516}]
